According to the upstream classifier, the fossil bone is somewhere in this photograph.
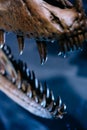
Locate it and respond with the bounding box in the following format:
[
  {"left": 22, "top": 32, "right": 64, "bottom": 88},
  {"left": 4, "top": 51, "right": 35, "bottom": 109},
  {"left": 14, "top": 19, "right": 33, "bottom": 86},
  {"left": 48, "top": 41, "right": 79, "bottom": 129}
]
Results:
[
  {"left": 0, "top": 0, "right": 87, "bottom": 56},
  {"left": 0, "top": 45, "right": 66, "bottom": 119},
  {"left": 0, "top": 0, "right": 86, "bottom": 119}
]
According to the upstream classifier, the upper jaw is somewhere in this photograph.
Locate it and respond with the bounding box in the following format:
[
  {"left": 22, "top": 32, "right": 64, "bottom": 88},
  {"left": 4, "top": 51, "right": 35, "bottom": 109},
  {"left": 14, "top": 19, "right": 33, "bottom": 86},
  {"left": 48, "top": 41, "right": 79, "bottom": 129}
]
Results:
[
  {"left": 0, "top": 0, "right": 87, "bottom": 62},
  {"left": 0, "top": 0, "right": 86, "bottom": 38}
]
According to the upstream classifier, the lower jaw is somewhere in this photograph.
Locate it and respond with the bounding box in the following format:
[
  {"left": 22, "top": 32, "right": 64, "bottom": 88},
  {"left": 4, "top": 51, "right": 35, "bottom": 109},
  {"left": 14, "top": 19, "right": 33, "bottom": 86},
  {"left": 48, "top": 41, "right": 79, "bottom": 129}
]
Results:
[{"left": 0, "top": 43, "right": 66, "bottom": 119}]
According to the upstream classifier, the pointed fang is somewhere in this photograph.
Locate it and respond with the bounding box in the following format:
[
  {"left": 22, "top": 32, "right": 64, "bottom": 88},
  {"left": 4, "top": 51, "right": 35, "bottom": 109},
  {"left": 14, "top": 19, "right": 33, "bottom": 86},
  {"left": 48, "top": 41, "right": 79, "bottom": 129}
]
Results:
[
  {"left": 17, "top": 35, "right": 24, "bottom": 55},
  {"left": 0, "top": 30, "right": 5, "bottom": 47},
  {"left": 36, "top": 40, "right": 47, "bottom": 65}
]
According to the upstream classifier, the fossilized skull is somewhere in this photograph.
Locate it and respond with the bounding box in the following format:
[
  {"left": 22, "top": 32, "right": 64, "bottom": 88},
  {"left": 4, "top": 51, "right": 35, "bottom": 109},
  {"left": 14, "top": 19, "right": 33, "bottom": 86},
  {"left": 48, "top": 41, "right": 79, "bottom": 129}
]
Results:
[{"left": 0, "top": 0, "right": 87, "bottom": 119}]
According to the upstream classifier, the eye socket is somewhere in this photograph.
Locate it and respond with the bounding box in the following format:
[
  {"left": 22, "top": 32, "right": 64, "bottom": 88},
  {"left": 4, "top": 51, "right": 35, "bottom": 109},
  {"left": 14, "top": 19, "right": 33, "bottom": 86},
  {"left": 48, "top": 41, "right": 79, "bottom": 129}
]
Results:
[{"left": 43, "top": 0, "right": 65, "bottom": 9}]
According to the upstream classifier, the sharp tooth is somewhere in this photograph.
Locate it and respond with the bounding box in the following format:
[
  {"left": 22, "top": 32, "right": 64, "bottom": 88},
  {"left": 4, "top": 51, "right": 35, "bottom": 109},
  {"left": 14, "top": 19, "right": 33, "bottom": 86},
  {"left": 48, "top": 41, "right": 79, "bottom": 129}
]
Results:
[
  {"left": 26, "top": 68, "right": 31, "bottom": 78},
  {"left": 78, "top": 34, "right": 84, "bottom": 48},
  {"left": 56, "top": 96, "right": 62, "bottom": 107},
  {"left": 39, "top": 83, "right": 43, "bottom": 94},
  {"left": 46, "top": 87, "right": 50, "bottom": 98},
  {"left": 73, "top": 34, "right": 83, "bottom": 50},
  {"left": 0, "top": 30, "right": 5, "bottom": 47},
  {"left": 63, "top": 54, "right": 67, "bottom": 58},
  {"left": 37, "top": 82, "right": 43, "bottom": 101},
  {"left": 33, "top": 90, "right": 38, "bottom": 103},
  {"left": 17, "top": 35, "right": 24, "bottom": 55},
  {"left": 72, "top": 36, "right": 79, "bottom": 50},
  {"left": 70, "top": 37, "right": 79, "bottom": 51},
  {"left": 58, "top": 40, "right": 65, "bottom": 54},
  {"left": 11, "top": 70, "right": 17, "bottom": 83},
  {"left": 52, "top": 107, "right": 58, "bottom": 117},
  {"left": 57, "top": 104, "right": 67, "bottom": 118},
  {"left": 47, "top": 101, "right": 54, "bottom": 112},
  {"left": 50, "top": 91, "right": 55, "bottom": 101},
  {"left": 46, "top": 90, "right": 54, "bottom": 105},
  {"left": 27, "top": 84, "right": 32, "bottom": 98},
  {"left": 40, "top": 94, "right": 46, "bottom": 107},
  {"left": 35, "top": 78, "right": 39, "bottom": 89},
  {"left": 21, "top": 82, "right": 27, "bottom": 92},
  {"left": 31, "top": 71, "right": 36, "bottom": 89},
  {"left": 36, "top": 40, "right": 47, "bottom": 65},
  {"left": 39, "top": 82, "right": 47, "bottom": 107},
  {"left": 58, "top": 51, "right": 62, "bottom": 56},
  {"left": 58, "top": 41, "right": 63, "bottom": 53},
  {"left": 31, "top": 71, "right": 35, "bottom": 80},
  {"left": 34, "top": 96, "right": 38, "bottom": 103},
  {"left": 69, "top": 38, "right": 75, "bottom": 51},
  {"left": 16, "top": 71, "right": 22, "bottom": 89},
  {"left": 23, "top": 63, "right": 27, "bottom": 72},
  {"left": 59, "top": 104, "right": 66, "bottom": 113}
]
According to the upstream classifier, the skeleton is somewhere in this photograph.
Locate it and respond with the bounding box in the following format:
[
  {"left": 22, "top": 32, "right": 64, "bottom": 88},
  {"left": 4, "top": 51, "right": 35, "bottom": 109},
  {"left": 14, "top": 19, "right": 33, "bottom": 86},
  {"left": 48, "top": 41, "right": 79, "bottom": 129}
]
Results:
[{"left": 0, "top": 0, "right": 87, "bottom": 119}]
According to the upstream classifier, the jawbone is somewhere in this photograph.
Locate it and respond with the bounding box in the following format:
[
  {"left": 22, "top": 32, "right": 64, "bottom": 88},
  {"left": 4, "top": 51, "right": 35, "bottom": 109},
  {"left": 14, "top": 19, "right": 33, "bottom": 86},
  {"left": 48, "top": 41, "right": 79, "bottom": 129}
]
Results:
[{"left": 0, "top": 0, "right": 86, "bottom": 119}]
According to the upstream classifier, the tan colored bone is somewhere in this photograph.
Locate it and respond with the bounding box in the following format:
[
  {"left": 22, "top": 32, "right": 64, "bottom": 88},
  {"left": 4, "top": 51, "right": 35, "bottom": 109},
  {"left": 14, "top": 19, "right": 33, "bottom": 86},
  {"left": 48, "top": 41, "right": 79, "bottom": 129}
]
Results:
[
  {"left": 0, "top": 0, "right": 86, "bottom": 41},
  {"left": 0, "top": 0, "right": 87, "bottom": 119}
]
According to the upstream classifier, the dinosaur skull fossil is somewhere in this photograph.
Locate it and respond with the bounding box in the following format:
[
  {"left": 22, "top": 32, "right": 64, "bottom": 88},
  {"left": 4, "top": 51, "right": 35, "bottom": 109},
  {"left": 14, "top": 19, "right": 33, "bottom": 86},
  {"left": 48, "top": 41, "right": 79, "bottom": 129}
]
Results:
[{"left": 0, "top": 0, "right": 87, "bottom": 119}]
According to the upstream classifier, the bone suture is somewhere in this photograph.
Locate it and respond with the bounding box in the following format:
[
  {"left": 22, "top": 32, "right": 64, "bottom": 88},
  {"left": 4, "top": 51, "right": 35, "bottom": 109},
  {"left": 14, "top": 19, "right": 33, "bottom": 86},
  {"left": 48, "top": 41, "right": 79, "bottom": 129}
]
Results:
[{"left": 0, "top": 44, "right": 66, "bottom": 119}]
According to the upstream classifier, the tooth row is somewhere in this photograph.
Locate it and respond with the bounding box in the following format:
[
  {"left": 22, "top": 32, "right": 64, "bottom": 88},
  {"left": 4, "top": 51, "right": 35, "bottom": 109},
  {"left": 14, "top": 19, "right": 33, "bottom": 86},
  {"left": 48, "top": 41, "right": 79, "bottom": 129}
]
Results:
[
  {"left": 1, "top": 44, "right": 66, "bottom": 119},
  {"left": 1, "top": 44, "right": 14, "bottom": 63},
  {"left": 16, "top": 32, "right": 87, "bottom": 61},
  {"left": 16, "top": 72, "right": 66, "bottom": 118},
  {"left": 58, "top": 31, "right": 87, "bottom": 57},
  {"left": 0, "top": 29, "right": 49, "bottom": 64},
  {"left": 1, "top": 28, "right": 87, "bottom": 64},
  {"left": 58, "top": 0, "right": 87, "bottom": 57}
]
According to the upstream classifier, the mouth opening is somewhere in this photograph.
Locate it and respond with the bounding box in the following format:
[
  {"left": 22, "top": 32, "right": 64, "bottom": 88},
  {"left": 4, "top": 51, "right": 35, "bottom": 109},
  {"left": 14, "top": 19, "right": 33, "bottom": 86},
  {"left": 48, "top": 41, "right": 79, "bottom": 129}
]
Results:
[{"left": 0, "top": 44, "right": 66, "bottom": 119}]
